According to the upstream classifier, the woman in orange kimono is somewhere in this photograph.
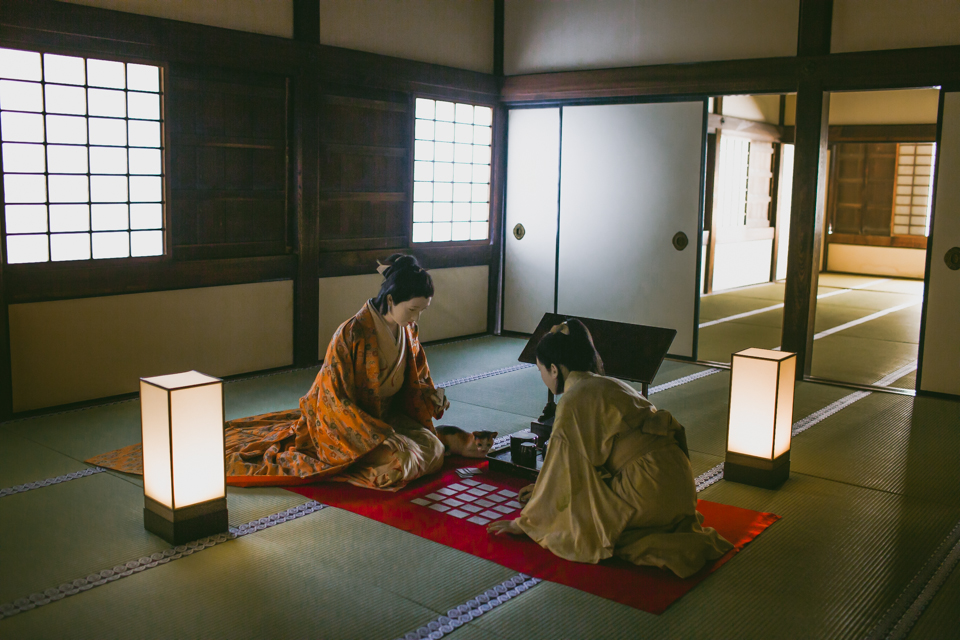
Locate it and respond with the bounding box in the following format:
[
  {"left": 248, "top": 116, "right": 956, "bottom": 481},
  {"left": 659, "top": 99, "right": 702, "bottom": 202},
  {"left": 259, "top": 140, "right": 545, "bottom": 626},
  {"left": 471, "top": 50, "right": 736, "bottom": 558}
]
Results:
[
  {"left": 223, "top": 254, "right": 447, "bottom": 489},
  {"left": 88, "top": 254, "right": 448, "bottom": 491}
]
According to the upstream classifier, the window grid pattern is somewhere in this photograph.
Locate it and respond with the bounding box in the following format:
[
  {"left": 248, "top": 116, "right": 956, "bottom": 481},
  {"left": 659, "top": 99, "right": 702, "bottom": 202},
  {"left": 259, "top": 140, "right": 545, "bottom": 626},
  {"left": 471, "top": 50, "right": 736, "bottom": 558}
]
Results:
[
  {"left": 714, "top": 135, "right": 751, "bottom": 228},
  {"left": 893, "top": 143, "right": 935, "bottom": 237},
  {"left": 0, "top": 47, "right": 164, "bottom": 264},
  {"left": 412, "top": 98, "right": 492, "bottom": 243}
]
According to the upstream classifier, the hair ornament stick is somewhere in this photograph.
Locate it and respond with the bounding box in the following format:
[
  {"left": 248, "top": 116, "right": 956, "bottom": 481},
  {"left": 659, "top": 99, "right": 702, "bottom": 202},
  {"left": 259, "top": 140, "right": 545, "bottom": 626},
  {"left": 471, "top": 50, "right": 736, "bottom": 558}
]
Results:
[
  {"left": 549, "top": 322, "right": 571, "bottom": 336},
  {"left": 376, "top": 261, "right": 390, "bottom": 277}
]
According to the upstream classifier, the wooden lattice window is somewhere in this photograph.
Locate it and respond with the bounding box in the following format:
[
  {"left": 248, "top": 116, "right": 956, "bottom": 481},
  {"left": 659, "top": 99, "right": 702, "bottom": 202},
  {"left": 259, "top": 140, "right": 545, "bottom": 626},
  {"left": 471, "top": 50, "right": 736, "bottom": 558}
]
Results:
[
  {"left": 0, "top": 47, "right": 164, "bottom": 264},
  {"left": 892, "top": 143, "right": 935, "bottom": 237},
  {"left": 412, "top": 98, "right": 492, "bottom": 243}
]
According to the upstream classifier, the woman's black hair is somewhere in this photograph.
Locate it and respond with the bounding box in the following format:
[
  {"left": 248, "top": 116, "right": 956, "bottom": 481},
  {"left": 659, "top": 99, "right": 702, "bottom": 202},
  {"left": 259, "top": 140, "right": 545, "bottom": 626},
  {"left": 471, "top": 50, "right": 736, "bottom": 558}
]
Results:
[
  {"left": 535, "top": 319, "right": 604, "bottom": 392},
  {"left": 372, "top": 254, "right": 434, "bottom": 314}
]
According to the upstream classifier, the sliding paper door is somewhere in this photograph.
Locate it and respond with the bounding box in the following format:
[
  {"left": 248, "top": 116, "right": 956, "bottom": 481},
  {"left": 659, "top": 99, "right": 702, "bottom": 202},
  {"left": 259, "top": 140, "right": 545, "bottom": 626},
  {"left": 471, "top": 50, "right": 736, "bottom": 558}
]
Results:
[
  {"left": 919, "top": 92, "right": 960, "bottom": 396},
  {"left": 502, "top": 108, "right": 561, "bottom": 333},
  {"left": 556, "top": 101, "right": 706, "bottom": 357}
]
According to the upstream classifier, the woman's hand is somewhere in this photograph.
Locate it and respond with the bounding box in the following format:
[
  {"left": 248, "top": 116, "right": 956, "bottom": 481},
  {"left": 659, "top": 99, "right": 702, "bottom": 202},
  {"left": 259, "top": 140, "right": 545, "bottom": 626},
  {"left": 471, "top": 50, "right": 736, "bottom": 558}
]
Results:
[
  {"left": 487, "top": 519, "right": 524, "bottom": 536},
  {"left": 518, "top": 484, "right": 536, "bottom": 504}
]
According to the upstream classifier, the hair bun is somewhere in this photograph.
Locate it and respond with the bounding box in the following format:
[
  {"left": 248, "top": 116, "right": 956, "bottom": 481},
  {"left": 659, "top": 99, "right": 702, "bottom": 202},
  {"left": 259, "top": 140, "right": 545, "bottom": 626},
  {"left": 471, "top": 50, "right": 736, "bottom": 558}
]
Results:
[{"left": 380, "top": 253, "right": 422, "bottom": 278}]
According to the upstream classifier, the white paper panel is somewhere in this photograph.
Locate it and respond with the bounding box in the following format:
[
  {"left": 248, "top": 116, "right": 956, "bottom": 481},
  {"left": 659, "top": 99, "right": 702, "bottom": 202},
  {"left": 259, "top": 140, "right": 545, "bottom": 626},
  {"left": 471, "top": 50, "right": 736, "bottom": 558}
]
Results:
[
  {"left": 171, "top": 383, "right": 225, "bottom": 508},
  {"left": 503, "top": 108, "right": 560, "bottom": 333},
  {"left": 140, "top": 381, "right": 172, "bottom": 509},
  {"left": 557, "top": 101, "right": 705, "bottom": 357},
  {"left": 920, "top": 92, "right": 960, "bottom": 396}
]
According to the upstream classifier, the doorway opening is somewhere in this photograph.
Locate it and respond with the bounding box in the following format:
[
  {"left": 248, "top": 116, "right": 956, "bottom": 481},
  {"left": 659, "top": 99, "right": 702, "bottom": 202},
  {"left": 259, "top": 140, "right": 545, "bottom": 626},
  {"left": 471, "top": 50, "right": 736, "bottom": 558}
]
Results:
[
  {"left": 809, "top": 88, "right": 938, "bottom": 392},
  {"left": 697, "top": 94, "right": 794, "bottom": 364}
]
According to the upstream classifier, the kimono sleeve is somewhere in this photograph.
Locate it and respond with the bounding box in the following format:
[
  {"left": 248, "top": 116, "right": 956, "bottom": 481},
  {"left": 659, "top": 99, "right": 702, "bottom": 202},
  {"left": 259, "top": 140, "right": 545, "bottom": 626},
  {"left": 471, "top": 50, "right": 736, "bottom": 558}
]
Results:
[
  {"left": 301, "top": 323, "right": 394, "bottom": 466},
  {"left": 401, "top": 323, "right": 444, "bottom": 430},
  {"left": 516, "top": 434, "right": 635, "bottom": 564}
]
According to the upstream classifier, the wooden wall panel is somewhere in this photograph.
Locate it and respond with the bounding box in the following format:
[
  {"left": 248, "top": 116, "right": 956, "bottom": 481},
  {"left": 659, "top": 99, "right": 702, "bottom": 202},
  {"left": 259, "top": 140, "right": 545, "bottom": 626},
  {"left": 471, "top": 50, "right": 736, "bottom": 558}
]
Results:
[
  {"left": 168, "top": 64, "right": 290, "bottom": 260},
  {"left": 318, "top": 90, "right": 412, "bottom": 257},
  {"left": 827, "top": 142, "right": 896, "bottom": 237}
]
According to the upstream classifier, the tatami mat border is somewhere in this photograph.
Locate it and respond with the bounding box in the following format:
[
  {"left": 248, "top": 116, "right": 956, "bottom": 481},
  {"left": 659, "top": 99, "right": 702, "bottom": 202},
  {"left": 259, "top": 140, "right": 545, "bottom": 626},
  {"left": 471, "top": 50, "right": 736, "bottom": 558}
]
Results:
[
  {"left": 436, "top": 363, "right": 536, "bottom": 389},
  {"left": 394, "top": 573, "right": 543, "bottom": 640},
  {"left": 649, "top": 368, "right": 721, "bottom": 395},
  {"left": 0, "top": 501, "right": 326, "bottom": 621},
  {"left": 868, "top": 519, "right": 960, "bottom": 640},
  {"left": 0, "top": 467, "right": 105, "bottom": 499}
]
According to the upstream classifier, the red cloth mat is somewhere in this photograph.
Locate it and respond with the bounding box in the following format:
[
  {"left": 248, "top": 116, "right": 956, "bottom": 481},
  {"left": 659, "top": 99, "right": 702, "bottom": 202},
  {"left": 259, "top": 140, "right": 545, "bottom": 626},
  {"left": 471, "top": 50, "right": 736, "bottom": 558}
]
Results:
[{"left": 289, "top": 459, "right": 780, "bottom": 614}]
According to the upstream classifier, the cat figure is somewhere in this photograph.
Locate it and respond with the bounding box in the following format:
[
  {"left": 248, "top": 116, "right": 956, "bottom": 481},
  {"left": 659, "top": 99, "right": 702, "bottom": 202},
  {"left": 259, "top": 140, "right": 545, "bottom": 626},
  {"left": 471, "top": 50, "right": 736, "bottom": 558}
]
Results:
[{"left": 436, "top": 426, "right": 498, "bottom": 458}]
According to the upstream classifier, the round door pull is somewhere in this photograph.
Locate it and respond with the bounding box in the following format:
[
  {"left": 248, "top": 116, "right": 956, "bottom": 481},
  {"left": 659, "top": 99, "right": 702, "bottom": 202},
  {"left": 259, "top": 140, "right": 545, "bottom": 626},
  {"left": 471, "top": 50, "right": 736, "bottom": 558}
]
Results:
[
  {"left": 946, "top": 246, "right": 960, "bottom": 271},
  {"left": 672, "top": 231, "right": 689, "bottom": 251},
  {"left": 513, "top": 223, "right": 526, "bottom": 240}
]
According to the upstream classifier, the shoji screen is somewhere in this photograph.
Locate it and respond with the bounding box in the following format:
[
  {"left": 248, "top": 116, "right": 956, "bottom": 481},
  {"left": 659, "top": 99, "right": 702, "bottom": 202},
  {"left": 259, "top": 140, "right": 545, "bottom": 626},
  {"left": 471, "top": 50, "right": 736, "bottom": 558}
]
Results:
[
  {"left": 502, "top": 108, "right": 561, "bottom": 333},
  {"left": 919, "top": 92, "right": 960, "bottom": 396},
  {"left": 556, "top": 101, "right": 706, "bottom": 358}
]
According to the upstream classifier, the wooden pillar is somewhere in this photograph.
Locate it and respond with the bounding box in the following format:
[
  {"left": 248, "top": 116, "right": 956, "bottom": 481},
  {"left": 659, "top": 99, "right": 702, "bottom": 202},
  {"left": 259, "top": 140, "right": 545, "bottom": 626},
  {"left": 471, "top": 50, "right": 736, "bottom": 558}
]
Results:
[
  {"left": 293, "top": 3, "right": 321, "bottom": 365},
  {"left": 782, "top": 0, "right": 833, "bottom": 377},
  {"left": 293, "top": 0, "right": 320, "bottom": 45},
  {"left": 781, "top": 78, "right": 830, "bottom": 376},
  {"left": 488, "top": 0, "right": 505, "bottom": 333},
  {"left": 0, "top": 266, "right": 11, "bottom": 420},
  {"left": 703, "top": 97, "right": 723, "bottom": 295}
]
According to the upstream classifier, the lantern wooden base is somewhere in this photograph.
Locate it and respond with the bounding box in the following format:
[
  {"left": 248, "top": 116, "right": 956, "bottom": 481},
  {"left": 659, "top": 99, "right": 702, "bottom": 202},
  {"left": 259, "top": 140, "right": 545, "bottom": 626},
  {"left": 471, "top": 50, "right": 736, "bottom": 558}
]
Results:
[
  {"left": 144, "top": 496, "right": 229, "bottom": 545},
  {"left": 724, "top": 451, "right": 790, "bottom": 489}
]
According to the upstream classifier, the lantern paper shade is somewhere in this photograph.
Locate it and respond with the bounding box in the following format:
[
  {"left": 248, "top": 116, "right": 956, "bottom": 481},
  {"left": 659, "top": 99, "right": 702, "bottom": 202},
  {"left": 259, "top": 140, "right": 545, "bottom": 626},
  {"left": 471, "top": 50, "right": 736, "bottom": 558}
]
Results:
[
  {"left": 724, "top": 348, "right": 796, "bottom": 488},
  {"left": 141, "top": 371, "right": 227, "bottom": 544}
]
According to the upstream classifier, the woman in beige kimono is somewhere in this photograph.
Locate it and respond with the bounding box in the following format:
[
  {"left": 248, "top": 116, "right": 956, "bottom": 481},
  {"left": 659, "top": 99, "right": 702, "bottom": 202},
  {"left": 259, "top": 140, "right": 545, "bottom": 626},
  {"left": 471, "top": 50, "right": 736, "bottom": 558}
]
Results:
[{"left": 487, "top": 320, "right": 732, "bottom": 578}]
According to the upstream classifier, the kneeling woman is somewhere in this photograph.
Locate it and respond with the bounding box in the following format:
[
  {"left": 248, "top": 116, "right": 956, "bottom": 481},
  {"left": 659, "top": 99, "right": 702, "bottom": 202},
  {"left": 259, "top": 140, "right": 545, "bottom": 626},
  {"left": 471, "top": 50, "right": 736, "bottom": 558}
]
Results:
[
  {"left": 488, "top": 320, "right": 733, "bottom": 578},
  {"left": 224, "top": 254, "right": 447, "bottom": 490}
]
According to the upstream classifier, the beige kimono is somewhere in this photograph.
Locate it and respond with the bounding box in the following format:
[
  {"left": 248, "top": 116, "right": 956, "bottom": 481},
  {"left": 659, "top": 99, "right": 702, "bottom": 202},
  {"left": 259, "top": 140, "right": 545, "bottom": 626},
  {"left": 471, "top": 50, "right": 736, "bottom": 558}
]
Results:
[
  {"left": 517, "top": 370, "right": 733, "bottom": 578},
  {"left": 335, "top": 301, "right": 445, "bottom": 489}
]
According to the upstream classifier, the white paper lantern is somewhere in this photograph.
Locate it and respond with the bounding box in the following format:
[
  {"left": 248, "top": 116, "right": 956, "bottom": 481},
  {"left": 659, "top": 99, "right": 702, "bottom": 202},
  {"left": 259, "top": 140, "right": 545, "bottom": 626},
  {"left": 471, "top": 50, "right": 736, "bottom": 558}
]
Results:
[
  {"left": 725, "top": 349, "right": 796, "bottom": 488},
  {"left": 141, "top": 371, "right": 227, "bottom": 544}
]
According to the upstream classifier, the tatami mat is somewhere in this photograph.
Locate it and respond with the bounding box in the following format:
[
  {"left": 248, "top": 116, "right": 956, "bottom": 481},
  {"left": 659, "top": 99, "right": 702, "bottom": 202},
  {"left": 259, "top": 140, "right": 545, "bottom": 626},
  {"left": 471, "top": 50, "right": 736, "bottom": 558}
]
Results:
[
  {"left": 906, "top": 553, "right": 960, "bottom": 640},
  {"left": 0, "top": 472, "right": 308, "bottom": 605},
  {"left": 424, "top": 335, "right": 528, "bottom": 382},
  {"left": 811, "top": 335, "right": 917, "bottom": 387},
  {"left": 0, "top": 434, "right": 89, "bottom": 488},
  {"left": 2, "top": 334, "right": 958, "bottom": 639},
  {"left": 0, "top": 513, "right": 438, "bottom": 640}
]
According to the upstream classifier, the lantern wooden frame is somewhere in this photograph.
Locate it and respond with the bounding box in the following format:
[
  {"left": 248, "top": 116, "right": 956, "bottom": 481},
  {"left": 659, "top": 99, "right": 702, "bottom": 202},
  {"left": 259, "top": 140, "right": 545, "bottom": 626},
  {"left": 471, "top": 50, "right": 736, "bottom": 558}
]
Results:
[
  {"left": 140, "top": 371, "right": 228, "bottom": 544},
  {"left": 724, "top": 348, "right": 796, "bottom": 489}
]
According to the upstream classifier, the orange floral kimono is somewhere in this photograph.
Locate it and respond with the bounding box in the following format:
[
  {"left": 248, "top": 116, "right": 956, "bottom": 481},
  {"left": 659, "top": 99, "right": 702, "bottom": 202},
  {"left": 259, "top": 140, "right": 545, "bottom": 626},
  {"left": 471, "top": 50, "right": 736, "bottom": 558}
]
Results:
[{"left": 87, "top": 303, "right": 446, "bottom": 490}]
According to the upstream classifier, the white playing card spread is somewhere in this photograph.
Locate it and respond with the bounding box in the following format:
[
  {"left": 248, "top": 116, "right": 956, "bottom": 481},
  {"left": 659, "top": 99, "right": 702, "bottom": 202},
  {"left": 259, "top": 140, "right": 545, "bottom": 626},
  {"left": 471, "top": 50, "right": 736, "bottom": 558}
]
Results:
[{"left": 412, "top": 480, "right": 526, "bottom": 526}]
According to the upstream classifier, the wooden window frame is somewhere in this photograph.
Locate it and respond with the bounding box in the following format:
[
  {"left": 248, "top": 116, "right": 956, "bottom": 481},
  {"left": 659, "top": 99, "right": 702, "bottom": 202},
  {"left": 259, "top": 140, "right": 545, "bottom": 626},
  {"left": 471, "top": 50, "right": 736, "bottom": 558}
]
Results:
[
  {"left": 409, "top": 93, "right": 496, "bottom": 247},
  {"left": 889, "top": 142, "right": 935, "bottom": 241},
  {"left": 0, "top": 44, "right": 171, "bottom": 267}
]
